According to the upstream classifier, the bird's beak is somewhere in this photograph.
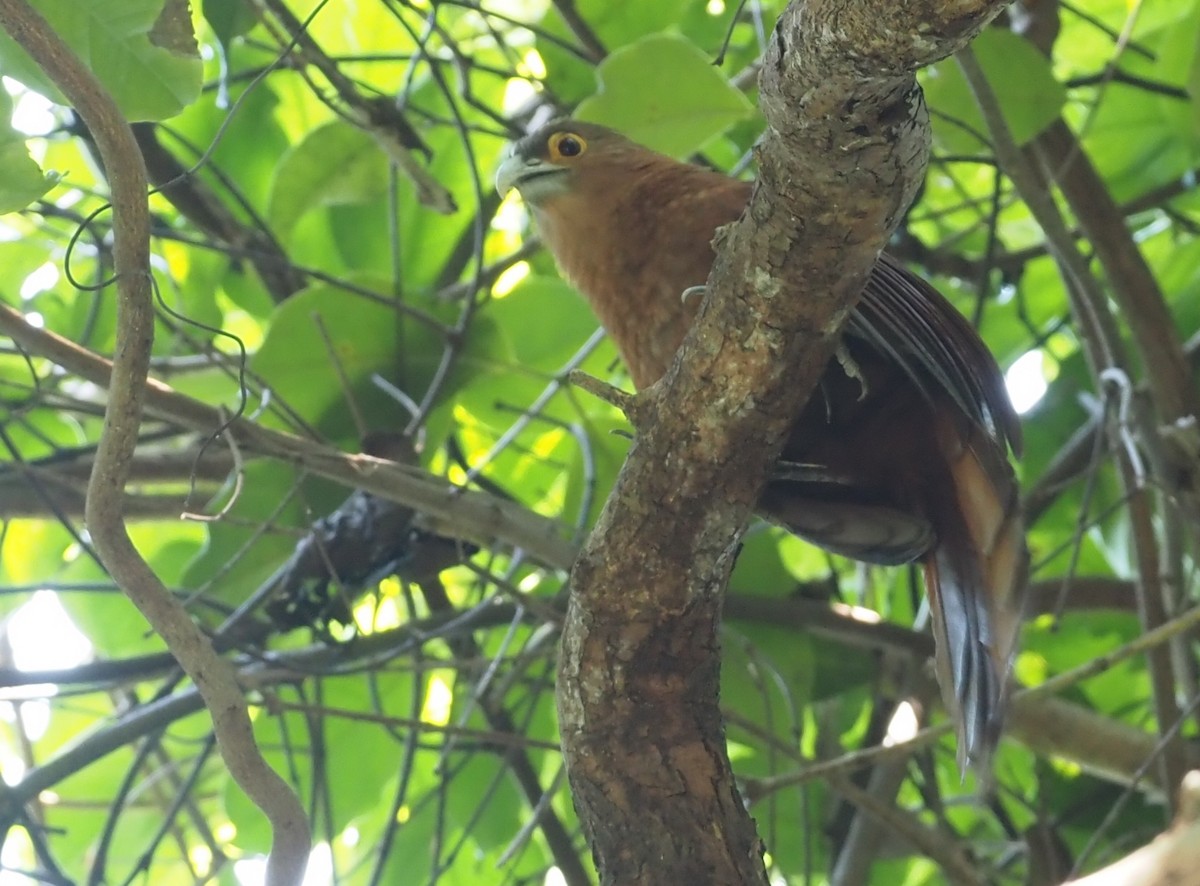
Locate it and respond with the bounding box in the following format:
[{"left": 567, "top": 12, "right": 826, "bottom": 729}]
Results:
[
  {"left": 495, "top": 151, "right": 529, "bottom": 197},
  {"left": 496, "top": 148, "right": 571, "bottom": 203},
  {"left": 495, "top": 150, "right": 566, "bottom": 200}
]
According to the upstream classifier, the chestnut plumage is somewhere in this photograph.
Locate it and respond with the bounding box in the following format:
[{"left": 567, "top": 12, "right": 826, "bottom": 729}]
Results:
[{"left": 497, "top": 120, "right": 1027, "bottom": 769}]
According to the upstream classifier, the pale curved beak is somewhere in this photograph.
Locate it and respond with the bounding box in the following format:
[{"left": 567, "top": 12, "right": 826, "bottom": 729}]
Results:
[
  {"left": 495, "top": 151, "right": 567, "bottom": 199},
  {"left": 495, "top": 151, "right": 529, "bottom": 197}
]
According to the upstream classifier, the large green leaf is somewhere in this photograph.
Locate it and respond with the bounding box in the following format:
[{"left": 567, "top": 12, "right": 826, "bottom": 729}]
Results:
[
  {"left": 452, "top": 276, "right": 606, "bottom": 431},
  {"left": 0, "top": 0, "right": 202, "bottom": 121},
  {"left": 224, "top": 673, "right": 417, "bottom": 854},
  {"left": 200, "top": 0, "right": 255, "bottom": 48},
  {"left": 923, "top": 29, "right": 1066, "bottom": 154},
  {"left": 248, "top": 280, "right": 405, "bottom": 427},
  {"left": 267, "top": 121, "right": 390, "bottom": 240},
  {"left": 56, "top": 523, "right": 204, "bottom": 657},
  {"left": 168, "top": 78, "right": 289, "bottom": 215},
  {"left": 576, "top": 33, "right": 755, "bottom": 156},
  {"left": 538, "top": 0, "right": 693, "bottom": 104},
  {"left": 1148, "top": 4, "right": 1200, "bottom": 147}
]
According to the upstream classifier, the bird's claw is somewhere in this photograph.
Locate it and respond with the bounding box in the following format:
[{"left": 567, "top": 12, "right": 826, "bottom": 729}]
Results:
[
  {"left": 835, "top": 343, "right": 868, "bottom": 401},
  {"left": 681, "top": 285, "right": 706, "bottom": 305}
]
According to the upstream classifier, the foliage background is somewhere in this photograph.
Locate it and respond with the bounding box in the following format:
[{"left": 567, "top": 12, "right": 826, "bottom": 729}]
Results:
[{"left": 0, "top": 0, "right": 1197, "bottom": 883}]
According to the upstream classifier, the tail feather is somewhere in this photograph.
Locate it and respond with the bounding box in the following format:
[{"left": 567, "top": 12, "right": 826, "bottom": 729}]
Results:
[{"left": 926, "top": 414, "right": 1027, "bottom": 772}]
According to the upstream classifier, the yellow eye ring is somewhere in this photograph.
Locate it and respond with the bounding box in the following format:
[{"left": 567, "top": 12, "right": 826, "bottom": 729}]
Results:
[{"left": 547, "top": 131, "right": 587, "bottom": 161}]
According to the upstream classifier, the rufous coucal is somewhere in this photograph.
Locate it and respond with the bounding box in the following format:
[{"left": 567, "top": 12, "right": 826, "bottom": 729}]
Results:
[{"left": 496, "top": 120, "right": 1027, "bottom": 769}]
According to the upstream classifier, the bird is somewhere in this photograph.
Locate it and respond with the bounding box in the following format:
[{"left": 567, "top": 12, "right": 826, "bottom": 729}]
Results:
[{"left": 495, "top": 119, "right": 1027, "bottom": 770}]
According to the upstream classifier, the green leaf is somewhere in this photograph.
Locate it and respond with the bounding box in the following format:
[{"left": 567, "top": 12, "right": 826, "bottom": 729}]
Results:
[
  {"left": 179, "top": 462, "right": 306, "bottom": 613},
  {"left": 169, "top": 80, "right": 288, "bottom": 212},
  {"left": 537, "top": 0, "right": 693, "bottom": 104},
  {"left": 452, "top": 276, "right": 604, "bottom": 428},
  {"left": 58, "top": 524, "right": 204, "bottom": 657},
  {"left": 225, "top": 673, "right": 416, "bottom": 855},
  {"left": 731, "top": 526, "right": 827, "bottom": 593},
  {"left": 0, "top": 89, "right": 56, "bottom": 213},
  {"left": 723, "top": 621, "right": 815, "bottom": 750},
  {"left": 248, "top": 280, "right": 405, "bottom": 429},
  {"left": 1150, "top": 4, "right": 1200, "bottom": 143},
  {"left": 267, "top": 121, "right": 390, "bottom": 240},
  {"left": 576, "top": 33, "right": 754, "bottom": 156},
  {"left": 201, "top": 0, "right": 255, "bottom": 47},
  {"left": 324, "top": 674, "right": 415, "bottom": 823},
  {"left": 1082, "top": 81, "right": 1194, "bottom": 201},
  {"left": 371, "top": 796, "right": 437, "bottom": 883},
  {"left": 467, "top": 277, "right": 597, "bottom": 371},
  {"left": 444, "top": 748, "right": 526, "bottom": 850},
  {"left": 0, "top": 0, "right": 202, "bottom": 121},
  {"left": 923, "top": 29, "right": 1066, "bottom": 153},
  {"left": 1, "top": 520, "right": 74, "bottom": 586},
  {"left": 200, "top": 0, "right": 256, "bottom": 106}
]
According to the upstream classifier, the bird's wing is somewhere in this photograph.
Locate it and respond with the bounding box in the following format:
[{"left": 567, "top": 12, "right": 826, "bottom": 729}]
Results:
[
  {"left": 847, "top": 253, "right": 1025, "bottom": 769},
  {"left": 848, "top": 253, "right": 1022, "bottom": 456}
]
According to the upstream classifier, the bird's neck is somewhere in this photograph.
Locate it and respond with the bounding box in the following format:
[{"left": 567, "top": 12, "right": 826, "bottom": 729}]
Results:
[{"left": 534, "top": 161, "right": 748, "bottom": 387}]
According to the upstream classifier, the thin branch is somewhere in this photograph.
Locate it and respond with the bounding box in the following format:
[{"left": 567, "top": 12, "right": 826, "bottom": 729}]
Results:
[
  {"left": 251, "top": 0, "right": 455, "bottom": 213},
  {"left": 0, "top": 302, "right": 578, "bottom": 569},
  {"left": 131, "top": 122, "right": 304, "bottom": 303},
  {"left": 549, "top": 0, "right": 607, "bottom": 62},
  {"left": 0, "top": 3, "right": 310, "bottom": 881},
  {"left": 1033, "top": 121, "right": 1200, "bottom": 525}
]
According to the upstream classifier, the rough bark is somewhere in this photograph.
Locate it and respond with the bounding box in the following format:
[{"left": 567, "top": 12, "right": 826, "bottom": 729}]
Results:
[{"left": 555, "top": 1, "right": 1013, "bottom": 883}]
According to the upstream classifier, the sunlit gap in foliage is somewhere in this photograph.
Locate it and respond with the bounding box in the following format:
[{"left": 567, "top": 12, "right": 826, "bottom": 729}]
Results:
[
  {"left": 0, "top": 591, "right": 95, "bottom": 876},
  {"left": 13, "top": 261, "right": 59, "bottom": 330},
  {"left": 1005, "top": 349, "right": 1049, "bottom": 414},
  {"left": 19, "top": 260, "right": 57, "bottom": 300},
  {"left": 4, "top": 76, "right": 54, "bottom": 139},
  {"left": 500, "top": 47, "right": 543, "bottom": 125},
  {"left": 1, "top": 79, "right": 54, "bottom": 255},
  {"left": 1, "top": 591, "right": 93, "bottom": 705},
  {"left": 883, "top": 699, "right": 920, "bottom": 746},
  {"left": 233, "top": 828, "right": 376, "bottom": 884},
  {"left": 492, "top": 260, "right": 531, "bottom": 297},
  {"left": 421, "top": 673, "right": 455, "bottom": 727},
  {"left": 518, "top": 48, "right": 546, "bottom": 83},
  {"left": 236, "top": 842, "right": 332, "bottom": 886}
]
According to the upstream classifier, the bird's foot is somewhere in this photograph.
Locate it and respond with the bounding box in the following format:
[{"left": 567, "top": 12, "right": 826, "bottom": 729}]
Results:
[
  {"left": 681, "top": 285, "right": 706, "bottom": 305},
  {"left": 835, "top": 343, "right": 868, "bottom": 401}
]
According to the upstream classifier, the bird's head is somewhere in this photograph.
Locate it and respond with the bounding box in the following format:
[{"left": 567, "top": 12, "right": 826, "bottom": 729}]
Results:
[{"left": 495, "top": 120, "right": 647, "bottom": 206}]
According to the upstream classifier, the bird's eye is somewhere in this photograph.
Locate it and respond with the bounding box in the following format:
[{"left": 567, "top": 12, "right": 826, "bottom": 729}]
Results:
[{"left": 548, "top": 131, "right": 587, "bottom": 160}]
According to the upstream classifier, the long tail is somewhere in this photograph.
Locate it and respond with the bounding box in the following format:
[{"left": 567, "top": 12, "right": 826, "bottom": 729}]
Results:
[{"left": 924, "top": 414, "right": 1028, "bottom": 772}]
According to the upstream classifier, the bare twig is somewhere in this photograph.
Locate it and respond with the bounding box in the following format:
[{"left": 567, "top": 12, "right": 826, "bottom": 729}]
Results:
[
  {"left": 251, "top": 0, "right": 456, "bottom": 213},
  {"left": 0, "top": 3, "right": 310, "bottom": 881},
  {"left": 1033, "top": 122, "right": 1200, "bottom": 523},
  {"left": 0, "top": 302, "right": 577, "bottom": 569},
  {"left": 549, "top": 0, "right": 607, "bottom": 62}
]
